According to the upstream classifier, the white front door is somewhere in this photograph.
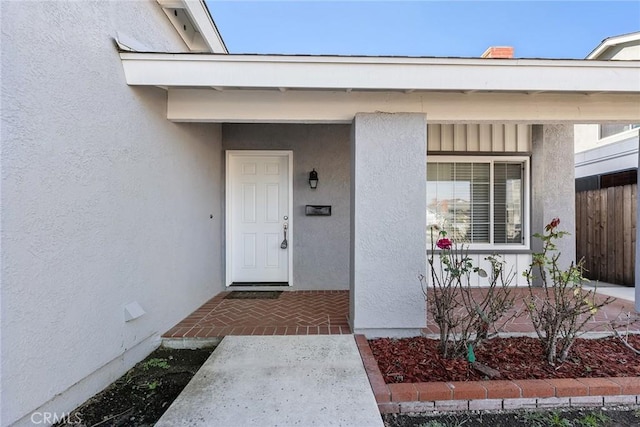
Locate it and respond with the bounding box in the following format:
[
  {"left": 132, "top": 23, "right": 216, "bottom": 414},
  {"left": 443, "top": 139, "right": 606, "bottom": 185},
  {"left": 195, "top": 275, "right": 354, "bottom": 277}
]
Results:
[{"left": 226, "top": 151, "right": 292, "bottom": 285}]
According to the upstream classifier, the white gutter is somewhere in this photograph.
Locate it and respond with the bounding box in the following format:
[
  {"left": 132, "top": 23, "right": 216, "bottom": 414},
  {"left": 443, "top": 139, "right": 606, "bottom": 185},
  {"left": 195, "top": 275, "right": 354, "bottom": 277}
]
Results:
[{"left": 120, "top": 53, "right": 640, "bottom": 93}]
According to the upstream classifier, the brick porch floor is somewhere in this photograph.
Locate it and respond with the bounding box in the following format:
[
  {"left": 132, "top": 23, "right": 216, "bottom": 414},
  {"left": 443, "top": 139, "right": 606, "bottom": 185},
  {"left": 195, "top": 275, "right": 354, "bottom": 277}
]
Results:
[
  {"left": 163, "top": 290, "right": 351, "bottom": 338},
  {"left": 423, "top": 287, "right": 639, "bottom": 335},
  {"left": 164, "top": 288, "right": 638, "bottom": 339}
]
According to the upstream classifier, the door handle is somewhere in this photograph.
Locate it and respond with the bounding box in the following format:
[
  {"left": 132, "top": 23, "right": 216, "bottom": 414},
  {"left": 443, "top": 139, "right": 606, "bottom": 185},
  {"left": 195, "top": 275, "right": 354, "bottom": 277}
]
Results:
[{"left": 280, "top": 223, "right": 288, "bottom": 249}]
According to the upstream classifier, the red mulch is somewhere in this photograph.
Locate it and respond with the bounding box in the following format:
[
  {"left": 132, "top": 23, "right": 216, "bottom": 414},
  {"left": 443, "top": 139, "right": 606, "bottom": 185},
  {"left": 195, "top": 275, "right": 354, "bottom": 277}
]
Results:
[{"left": 369, "top": 335, "right": 640, "bottom": 383}]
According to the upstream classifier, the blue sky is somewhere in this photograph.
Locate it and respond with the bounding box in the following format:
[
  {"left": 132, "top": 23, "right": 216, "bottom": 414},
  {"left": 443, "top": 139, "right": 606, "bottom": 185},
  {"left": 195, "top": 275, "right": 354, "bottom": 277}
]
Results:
[{"left": 205, "top": 1, "right": 640, "bottom": 58}]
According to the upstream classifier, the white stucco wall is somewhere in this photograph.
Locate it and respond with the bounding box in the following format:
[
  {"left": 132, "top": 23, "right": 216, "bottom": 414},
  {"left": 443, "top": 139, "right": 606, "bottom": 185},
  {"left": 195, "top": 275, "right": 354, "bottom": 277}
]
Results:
[
  {"left": 1, "top": 2, "right": 223, "bottom": 425},
  {"left": 350, "top": 113, "right": 427, "bottom": 337}
]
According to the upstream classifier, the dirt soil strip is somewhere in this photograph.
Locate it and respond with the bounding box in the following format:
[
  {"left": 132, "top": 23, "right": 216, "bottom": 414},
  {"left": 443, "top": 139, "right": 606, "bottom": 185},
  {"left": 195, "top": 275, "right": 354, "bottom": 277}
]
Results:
[{"left": 54, "top": 347, "right": 216, "bottom": 427}]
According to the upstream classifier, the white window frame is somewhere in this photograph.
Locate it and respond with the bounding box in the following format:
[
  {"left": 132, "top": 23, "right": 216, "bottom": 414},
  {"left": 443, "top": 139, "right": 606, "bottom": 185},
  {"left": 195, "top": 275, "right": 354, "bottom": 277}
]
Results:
[{"left": 427, "top": 155, "right": 530, "bottom": 251}]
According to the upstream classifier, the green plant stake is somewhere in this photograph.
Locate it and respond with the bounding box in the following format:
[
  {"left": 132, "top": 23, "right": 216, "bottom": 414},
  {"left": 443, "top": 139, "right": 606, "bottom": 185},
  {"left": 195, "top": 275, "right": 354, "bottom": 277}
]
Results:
[{"left": 467, "top": 343, "right": 476, "bottom": 363}]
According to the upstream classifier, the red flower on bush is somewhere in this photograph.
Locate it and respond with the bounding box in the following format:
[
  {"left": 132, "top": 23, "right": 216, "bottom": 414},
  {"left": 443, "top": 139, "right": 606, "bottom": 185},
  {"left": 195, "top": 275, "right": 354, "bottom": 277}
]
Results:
[
  {"left": 545, "top": 217, "right": 561, "bottom": 232},
  {"left": 436, "top": 238, "right": 453, "bottom": 250}
]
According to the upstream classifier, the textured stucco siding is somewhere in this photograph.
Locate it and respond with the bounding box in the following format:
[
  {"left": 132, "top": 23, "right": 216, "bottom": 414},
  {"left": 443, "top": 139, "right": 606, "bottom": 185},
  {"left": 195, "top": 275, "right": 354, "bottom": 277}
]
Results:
[
  {"left": 222, "top": 124, "right": 351, "bottom": 290},
  {"left": 1, "top": 2, "right": 223, "bottom": 425},
  {"left": 350, "top": 113, "right": 427, "bottom": 337},
  {"left": 532, "top": 124, "right": 576, "bottom": 268}
]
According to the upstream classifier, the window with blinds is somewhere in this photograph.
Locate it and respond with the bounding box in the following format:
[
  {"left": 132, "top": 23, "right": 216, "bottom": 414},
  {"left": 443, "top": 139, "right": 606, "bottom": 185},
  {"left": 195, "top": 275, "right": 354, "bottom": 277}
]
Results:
[{"left": 427, "top": 157, "right": 527, "bottom": 248}]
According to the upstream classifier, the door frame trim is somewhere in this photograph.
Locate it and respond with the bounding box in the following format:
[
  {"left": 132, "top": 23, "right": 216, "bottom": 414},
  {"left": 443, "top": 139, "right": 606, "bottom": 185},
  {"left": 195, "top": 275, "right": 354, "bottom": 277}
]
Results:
[{"left": 225, "top": 150, "right": 294, "bottom": 287}]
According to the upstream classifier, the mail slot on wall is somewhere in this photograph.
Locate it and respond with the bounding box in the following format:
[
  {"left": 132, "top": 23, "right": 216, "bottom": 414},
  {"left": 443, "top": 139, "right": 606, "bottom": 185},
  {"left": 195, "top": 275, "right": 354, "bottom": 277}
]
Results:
[{"left": 305, "top": 205, "right": 331, "bottom": 216}]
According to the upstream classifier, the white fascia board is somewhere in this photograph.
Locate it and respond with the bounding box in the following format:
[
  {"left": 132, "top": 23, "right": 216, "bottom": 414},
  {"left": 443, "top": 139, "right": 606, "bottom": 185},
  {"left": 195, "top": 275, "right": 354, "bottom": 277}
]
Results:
[
  {"left": 167, "top": 89, "right": 640, "bottom": 124},
  {"left": 120, "top": 53, "right": 640, "bottom": 93},
  {"left": 182, "top": 0, "right": 227, "bottom": 53},
  {"left": 157, "top": 0, "right": 227, "bottom": 53},
  {"left": 587, "top": 32, "right": 640, "bottom": 59}
]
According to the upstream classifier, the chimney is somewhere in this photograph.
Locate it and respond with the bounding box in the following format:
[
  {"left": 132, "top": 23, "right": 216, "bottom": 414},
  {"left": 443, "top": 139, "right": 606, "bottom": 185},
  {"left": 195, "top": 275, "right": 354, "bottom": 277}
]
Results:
[{"left": 481, "top": 46, "right": 514, "bottom": 58}]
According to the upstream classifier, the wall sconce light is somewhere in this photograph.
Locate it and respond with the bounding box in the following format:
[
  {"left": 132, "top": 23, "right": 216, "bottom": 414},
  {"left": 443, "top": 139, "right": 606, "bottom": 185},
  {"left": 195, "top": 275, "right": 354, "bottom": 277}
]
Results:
[{"left": 308, "top": 169, "right": 318, "bottom": 189}]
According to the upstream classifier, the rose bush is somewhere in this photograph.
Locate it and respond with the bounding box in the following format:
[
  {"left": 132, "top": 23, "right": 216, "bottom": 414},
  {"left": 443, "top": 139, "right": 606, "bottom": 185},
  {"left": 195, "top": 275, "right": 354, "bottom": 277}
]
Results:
[
  {"left": 423, "top": 229, "right": 517, "bottom": 359},
  {"left": 524, "top": 218, "right": 614, "bottom": 365}
]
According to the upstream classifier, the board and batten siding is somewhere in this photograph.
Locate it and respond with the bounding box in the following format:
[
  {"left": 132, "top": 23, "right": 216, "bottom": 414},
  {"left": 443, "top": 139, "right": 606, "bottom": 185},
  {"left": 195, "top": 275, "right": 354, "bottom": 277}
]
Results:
[
  {"left": 427, "top": 253, "right": 531, "bottom": 287},
  {"left": 427, "top": 124, "right": 532, "bottom": 153},
  {"left": 426, "top": 123, "right": 532, "bottom": 286}
]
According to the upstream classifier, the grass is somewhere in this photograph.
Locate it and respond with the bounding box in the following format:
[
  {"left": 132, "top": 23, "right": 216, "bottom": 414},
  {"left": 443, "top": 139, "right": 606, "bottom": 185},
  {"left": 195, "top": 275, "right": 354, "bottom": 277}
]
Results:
[
  {"left": 142, "top": 357, "right": 170, "bottom": 370},
  {"left": 384, "top": 408, "right": 637, "bottom": 427},
  {"left": 522, "top": 410, "right": 611, "bottom": 427},
  {"left": 419, "top": 418, "right": 468, "bottom": 427}
]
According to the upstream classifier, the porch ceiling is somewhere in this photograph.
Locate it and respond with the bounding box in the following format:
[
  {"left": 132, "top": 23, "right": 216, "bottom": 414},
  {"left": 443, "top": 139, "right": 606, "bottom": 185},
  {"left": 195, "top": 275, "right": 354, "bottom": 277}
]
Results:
[{"left": 119, "top": 53, "right": 640, "bottom": 123}]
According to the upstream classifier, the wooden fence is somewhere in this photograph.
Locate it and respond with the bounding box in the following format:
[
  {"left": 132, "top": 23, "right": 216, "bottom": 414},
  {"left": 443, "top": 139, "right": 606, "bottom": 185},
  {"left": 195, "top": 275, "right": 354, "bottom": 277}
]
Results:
[{"left": 576, "top": 183, "right": 637, "bottom": 286}]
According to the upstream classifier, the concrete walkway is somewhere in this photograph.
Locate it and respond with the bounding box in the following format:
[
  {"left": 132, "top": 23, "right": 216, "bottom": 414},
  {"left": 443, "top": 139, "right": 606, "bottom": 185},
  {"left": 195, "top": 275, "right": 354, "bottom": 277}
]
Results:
[
  {"left": 156, "top": 335, "right": 383, "bottom": 427},
  {"left": 588, "top": 281, "right": 636, "bottom": 303}
]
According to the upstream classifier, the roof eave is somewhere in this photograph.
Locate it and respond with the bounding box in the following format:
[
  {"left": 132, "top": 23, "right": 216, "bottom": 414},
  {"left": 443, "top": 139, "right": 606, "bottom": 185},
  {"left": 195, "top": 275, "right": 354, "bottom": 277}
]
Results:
[
  {"left": 586, "top": 31, "right": 640, "bottom": 59},
  {"left": 119, "top": 53, "right": 640, "bottom": 94},
  {"left": 157, "top": 0, "right": 228, "bottom": 53}
]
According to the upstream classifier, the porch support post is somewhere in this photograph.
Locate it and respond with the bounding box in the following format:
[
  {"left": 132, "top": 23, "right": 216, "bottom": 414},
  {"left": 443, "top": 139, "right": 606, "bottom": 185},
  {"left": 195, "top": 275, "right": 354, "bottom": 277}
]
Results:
[
  {"left": 350, "top": 113, "right": 427, "bottom": 337},
  {"left": 531, "top": 124, "right": 576, "bottom": 271}
]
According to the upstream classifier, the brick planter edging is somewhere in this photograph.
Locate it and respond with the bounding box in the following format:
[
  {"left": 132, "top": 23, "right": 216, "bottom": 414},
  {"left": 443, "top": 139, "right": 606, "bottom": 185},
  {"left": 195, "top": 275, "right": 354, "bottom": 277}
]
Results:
[{"left": 354, "top": 335, "right": 640, "bottom": 414}]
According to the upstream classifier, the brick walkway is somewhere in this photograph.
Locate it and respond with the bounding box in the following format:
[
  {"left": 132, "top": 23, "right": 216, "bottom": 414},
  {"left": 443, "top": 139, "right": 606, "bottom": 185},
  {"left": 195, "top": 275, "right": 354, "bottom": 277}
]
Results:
[
  {"left": 424, "top": 287, "right": 638, "bottom": 335},
  {"left": 164, "top": 287, "right": 637, "bottom": 340},
  {"left": 163, "top": 290, "right": 351, "bottom": 338}
]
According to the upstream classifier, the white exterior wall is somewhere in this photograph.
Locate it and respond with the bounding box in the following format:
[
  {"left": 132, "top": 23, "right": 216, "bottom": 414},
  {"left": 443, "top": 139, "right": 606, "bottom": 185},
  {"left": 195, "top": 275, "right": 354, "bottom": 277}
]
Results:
[
  {"left": 1, "top": 2, "right": 223, "bottom": 425},
  {"left": 575, "top": 137, "right": 639, "bottom": 179},
  {"left": 598, "top": 43, "right": 640, "bottom": 60},
  {"left": 350, "top": 113, "right": 427, "bottom": 337},
  {"left": 574, "top": 124, "right": 602, "bottom": 153},
  {"left": 574, "top": 124, "right": 639, "bottom": 156}
]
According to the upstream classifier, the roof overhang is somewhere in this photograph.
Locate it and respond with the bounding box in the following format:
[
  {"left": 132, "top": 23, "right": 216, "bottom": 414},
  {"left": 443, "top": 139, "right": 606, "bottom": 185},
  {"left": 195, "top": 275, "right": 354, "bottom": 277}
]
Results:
[
  {"left": 587, "top": 32, "right": 640, "bottom": 60},
  {"left": 119, "top": 53, "right": 640, "bottom": 123},
  {"left": 156, "top": 0, "right": 227, "bottom": 53}
]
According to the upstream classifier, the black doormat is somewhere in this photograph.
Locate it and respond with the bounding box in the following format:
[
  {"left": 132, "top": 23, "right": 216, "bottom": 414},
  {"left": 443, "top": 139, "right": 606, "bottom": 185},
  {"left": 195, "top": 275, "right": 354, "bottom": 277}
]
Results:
[
  {"left": 230, "top": 282, "right": 288, "bottom": 287},
  {"left": 225, "top": 291, "right": 283, "bottom": 300}
]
